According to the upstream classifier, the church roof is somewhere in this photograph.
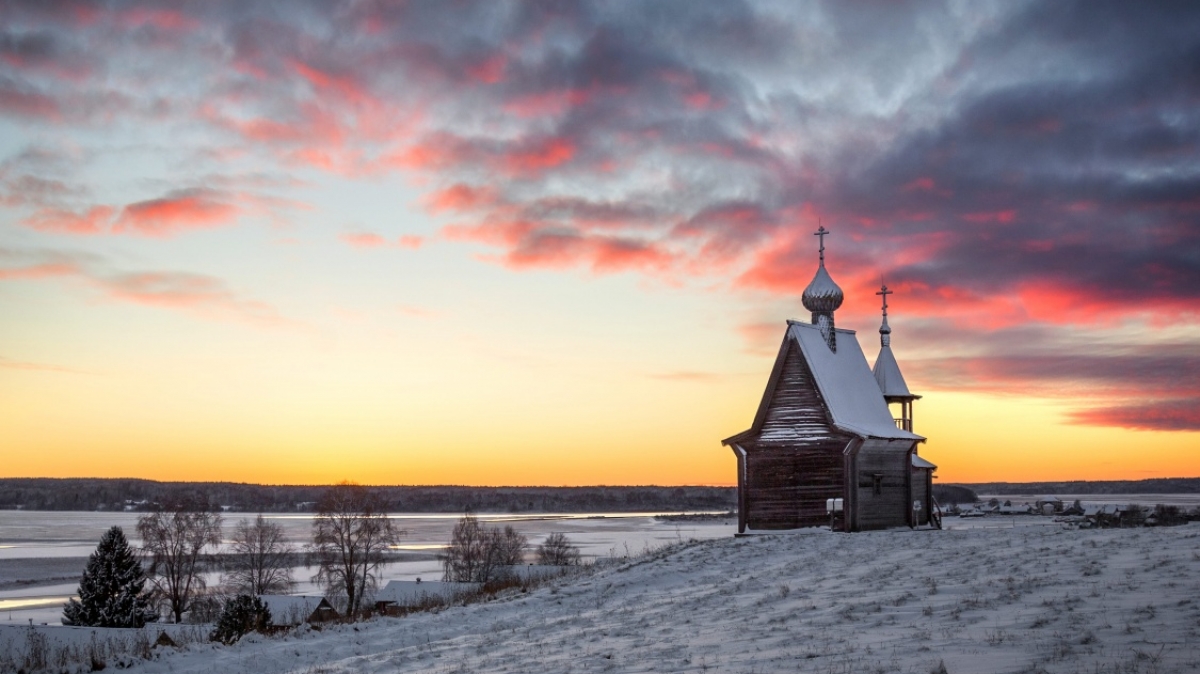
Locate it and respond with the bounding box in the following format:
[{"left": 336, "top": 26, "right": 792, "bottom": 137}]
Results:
[
  {"left": 788, "top": 322, "right": 922, "bottom": 441},
  {"left": 872, "top": 345, "right": 913, "bottom": 398},
  {"left": 911, "top": 454, "right": 937, "bottom": 469}
]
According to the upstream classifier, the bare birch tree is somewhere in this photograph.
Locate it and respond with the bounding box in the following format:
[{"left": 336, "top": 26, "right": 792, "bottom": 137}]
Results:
[
  {"left": 536, "top": 532, "right": 581, "bottom": 566},
  {"left": 442, "top": 513, "right": 527, "bottom": 583},
  {"left": 137, "top": 500, "right": 222, "bottom": 623},
  {"left": 310, "top": 483, "right": 401, "bottom": 618},
  {"left": 223, "top": 515, "right": 295, "bottom": 595}
]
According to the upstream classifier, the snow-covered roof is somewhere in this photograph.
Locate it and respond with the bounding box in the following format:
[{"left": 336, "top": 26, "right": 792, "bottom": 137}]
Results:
[
  {"left": 504, "top": 565, "right": 569, "bottom": 581},
  {"left": 788, "top": 322, "right": 923, "bottom": 441},
  {"left": 257, "top": 595, "right": 335, "bottom": 626},
  {"left": 872, "top": 345, "right": 913, "bottom": 398},
  {"left": 911, "top": 454, "right": 937, "bottom": 469},
  {"left": 374, "top": 580, "right": 479, "bottom": 606}
]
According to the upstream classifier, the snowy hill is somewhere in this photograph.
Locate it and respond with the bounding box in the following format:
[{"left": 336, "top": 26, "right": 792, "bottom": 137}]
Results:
[{"left": 114, "top": 523, "right": 1200, "bottom": 674}]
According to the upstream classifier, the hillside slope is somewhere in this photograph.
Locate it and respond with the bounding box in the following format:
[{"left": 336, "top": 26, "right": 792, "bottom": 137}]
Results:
[{"left": 125, "top": 524, "right": 1200, "bottom": 674}]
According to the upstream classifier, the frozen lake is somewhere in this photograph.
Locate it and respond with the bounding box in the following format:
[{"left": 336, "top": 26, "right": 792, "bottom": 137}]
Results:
[{"left": 0, "top": 510, "right": 735, "bottom": 625}]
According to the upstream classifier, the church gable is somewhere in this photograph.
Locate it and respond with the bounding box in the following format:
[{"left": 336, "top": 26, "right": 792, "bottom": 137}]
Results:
[{"left": 755, "top": 341, "right": 841, "bottom": 446}]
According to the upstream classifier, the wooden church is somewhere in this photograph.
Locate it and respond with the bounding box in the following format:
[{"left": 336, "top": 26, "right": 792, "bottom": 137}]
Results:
[{"left": 722, "top": 227, "right": 938, "bottom": 533}]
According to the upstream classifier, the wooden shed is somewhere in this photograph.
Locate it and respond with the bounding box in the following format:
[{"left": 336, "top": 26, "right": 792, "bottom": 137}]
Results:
[{"left": 722, "top": 227, "right": 936, "bottom": 533}]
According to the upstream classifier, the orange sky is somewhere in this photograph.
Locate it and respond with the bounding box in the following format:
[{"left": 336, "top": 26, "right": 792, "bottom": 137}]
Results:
[{"left": 2, "top": 2, "right": 1198, "bottom": 486}]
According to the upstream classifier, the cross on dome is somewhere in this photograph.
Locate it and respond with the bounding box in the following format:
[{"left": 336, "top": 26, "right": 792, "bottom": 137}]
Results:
[
  {"left": 876, "top": 284, "right": 892, "bottom": 346},
  {"left": 801, "top": 223, "right": 843, "bottom": 351},
  {"left": 876, "top": 284, "right": 892, "bottom": 315}
]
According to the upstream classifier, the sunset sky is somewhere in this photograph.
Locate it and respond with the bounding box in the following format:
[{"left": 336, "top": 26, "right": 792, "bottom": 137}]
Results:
[{"left": 2, "top": 1, "right": 1197, "bottom": 486}]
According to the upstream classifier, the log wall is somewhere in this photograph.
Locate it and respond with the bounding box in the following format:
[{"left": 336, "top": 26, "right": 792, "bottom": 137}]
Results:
[
  {"left": 741, "top": 342, "right": 850, "bottom": 530},
  {"left": 743, "top": 446, "right": 845, "bottom": 529},
  {"left": 854, "top": 439, "right": 912, "bottom": 531}
]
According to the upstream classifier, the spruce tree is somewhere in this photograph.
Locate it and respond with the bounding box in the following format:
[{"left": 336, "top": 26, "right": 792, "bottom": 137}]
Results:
[
  {"left": 62, "top": 526, "right": 157, "bottom": 627},
  {"left": 210, "top": 595, "right": 271, "bottom": 644}
]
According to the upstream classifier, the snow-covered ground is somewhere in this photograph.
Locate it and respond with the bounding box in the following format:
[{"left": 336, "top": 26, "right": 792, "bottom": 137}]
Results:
[{"left": 96, "top": 523, "right": 1200, "bottom": 674}]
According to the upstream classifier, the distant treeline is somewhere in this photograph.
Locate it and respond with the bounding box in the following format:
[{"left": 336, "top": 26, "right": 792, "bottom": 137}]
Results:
[
  {"left": 6, "top": 477, "right": 1194, "bottom": 513},
  {"left": 923, "top": 479, "right": 1200, "bottom": 508},
  {"left": 959, "top": 478, "right": 1200, "bottom": 496},
  {"left": 931, "top": 485, "right": 978, "bottom": 506},
  {"left": 0, "top": 478, "right": 737, "bottom": 513}
]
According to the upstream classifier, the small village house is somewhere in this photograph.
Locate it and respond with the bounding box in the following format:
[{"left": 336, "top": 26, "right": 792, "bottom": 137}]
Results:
[
  {"left": 373, "top": 579, "right": 479, "bottom": 614},
  {"left": 256, "top": 595, "right": 339, "bottom": 628}
]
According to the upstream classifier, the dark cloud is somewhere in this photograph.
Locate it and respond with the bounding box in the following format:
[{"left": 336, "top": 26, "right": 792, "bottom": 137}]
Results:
[{"left": 897, "top": 328, "right": 1200, "bottom": 431}]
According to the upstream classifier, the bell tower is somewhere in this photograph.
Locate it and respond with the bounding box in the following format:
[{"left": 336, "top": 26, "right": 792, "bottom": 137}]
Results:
[{"left": 872, "top": 284, "right": 921, "bottom": 431}]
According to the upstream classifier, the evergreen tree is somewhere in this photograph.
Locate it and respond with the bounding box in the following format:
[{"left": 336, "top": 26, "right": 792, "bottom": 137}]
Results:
[
  {"left": 62, "top": 526, "right": 157, "bottom": 627},
  {"left": 210, "top": 595, "right": 272, "bottom": 644}
]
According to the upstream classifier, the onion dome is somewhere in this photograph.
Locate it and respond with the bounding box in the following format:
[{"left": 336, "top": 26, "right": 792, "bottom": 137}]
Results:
[
  {"left": 803, "top": 225, "right": 842, "bottom": 352},
  {"left": 802, "top": 264, "right": 844, "bottom": 313}
]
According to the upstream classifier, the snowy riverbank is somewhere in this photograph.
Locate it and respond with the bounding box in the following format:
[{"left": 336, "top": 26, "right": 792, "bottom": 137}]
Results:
[{"left": 95, "top": 522, "right": 1200, "bottom": 674}]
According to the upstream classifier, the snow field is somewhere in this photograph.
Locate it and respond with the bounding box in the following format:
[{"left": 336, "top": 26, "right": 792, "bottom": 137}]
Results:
[{"left": 116, "top": 524, "right": 1200, "bottom": 674}]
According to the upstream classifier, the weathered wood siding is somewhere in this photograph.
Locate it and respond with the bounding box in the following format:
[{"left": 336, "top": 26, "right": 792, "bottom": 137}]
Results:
[
  {"left": 741, "top": 342, "right": 850, "bottom": 530},
  {"left": 854, "top": 439, "right": 912, "bottom": 531},
  {"left": 756, "top": 343, "right": 838, "bottom": 445},
  {"left": 743, "top": 446, "right": 845, "bottom": 529}
]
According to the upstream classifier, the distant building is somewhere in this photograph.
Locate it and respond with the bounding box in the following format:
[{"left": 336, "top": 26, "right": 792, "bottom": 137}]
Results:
[
  {"left": 1035, "top": 496, "right": 1063, "bottom": 515},
  {"left": 373, "top": 579, "right": 479, "bottom": 612},
  {"left": 256, "top": 595, "right": 339, "bottom": 627},
  {"left": 722, "top": 227, "right": 938, "bottom": 532}
]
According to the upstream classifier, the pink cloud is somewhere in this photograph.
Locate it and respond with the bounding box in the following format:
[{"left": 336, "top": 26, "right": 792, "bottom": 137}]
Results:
[
  {"left": 445, "top": 218, "right": 673, "bottom": 275},
  {"left": 424, "top": 183, "right": 501, "bottom": 213},
  {"left": 0, "top": 88, "right": 61, "bottom": 120},
  {"left": 501, "top": 137, "right": 575, "bottom": 175},
  {"left": 104, "top": 271, "right": 235, "bottom": 308},
  {"left": 1068, "top": 401, "right": 1200, "bottom": 432},
  {"left": 0, "top": 261, "right": 82, "bottom": 280},
  {"left": 961, "top": 210, "right": 1017, "bottom": 224},
  {"left": 118, "top": 8, "right": 200, "bottom": 32},
  {"left": 467, "top": 53, "right": 507, "bottom": 84},
  {"left": 340, "top": 232, "right": 424, "bottom": 250},
  {"left": 20, "top": 205, "right": 115, "bottom": 235},
  {"left": 340, "top": 232, "right": 388, "bottom": 248},
  {"left": 114, "top": 190, "right": 239, "bottom": 237},
  {"left": 502, "top": 89, "right": 593, "bottom": 118}
]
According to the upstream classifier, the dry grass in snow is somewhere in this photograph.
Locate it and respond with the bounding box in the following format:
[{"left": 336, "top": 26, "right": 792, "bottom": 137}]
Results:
[{"left": 119, "top": 524, "right": 1200, "bottom": 674}]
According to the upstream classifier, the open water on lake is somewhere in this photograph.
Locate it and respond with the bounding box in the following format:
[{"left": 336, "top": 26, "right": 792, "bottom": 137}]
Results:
[{"left": 0, "top": 510, "right": 734, "bottom": 625}]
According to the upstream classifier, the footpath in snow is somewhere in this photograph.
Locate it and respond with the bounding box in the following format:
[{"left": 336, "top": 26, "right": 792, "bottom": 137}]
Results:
[{"left": 107, "top": 524, "right": 1200, "bottom": 673}]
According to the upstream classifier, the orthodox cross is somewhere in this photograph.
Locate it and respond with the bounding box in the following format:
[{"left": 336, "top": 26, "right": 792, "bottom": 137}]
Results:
[
  {"left": 814, "top": 225, "right": 828, "bottom": 264},
  {"left": 876, "top": 284, "right": 892, "bottom": 317}
]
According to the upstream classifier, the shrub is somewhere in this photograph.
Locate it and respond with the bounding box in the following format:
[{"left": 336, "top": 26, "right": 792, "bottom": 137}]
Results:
[{"left": 536, "top": 532, "right": 581, "bottom": 566}]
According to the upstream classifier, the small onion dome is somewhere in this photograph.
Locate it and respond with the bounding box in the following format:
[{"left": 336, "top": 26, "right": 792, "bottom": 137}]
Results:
[{"left": 802, "top": 264, "right": 844, "bottom": 313}]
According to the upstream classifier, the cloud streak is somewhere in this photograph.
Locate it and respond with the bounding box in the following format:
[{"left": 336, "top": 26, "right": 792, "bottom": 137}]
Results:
[{"left": 0, "top": 248, "right": 286, "bottom": 326}]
